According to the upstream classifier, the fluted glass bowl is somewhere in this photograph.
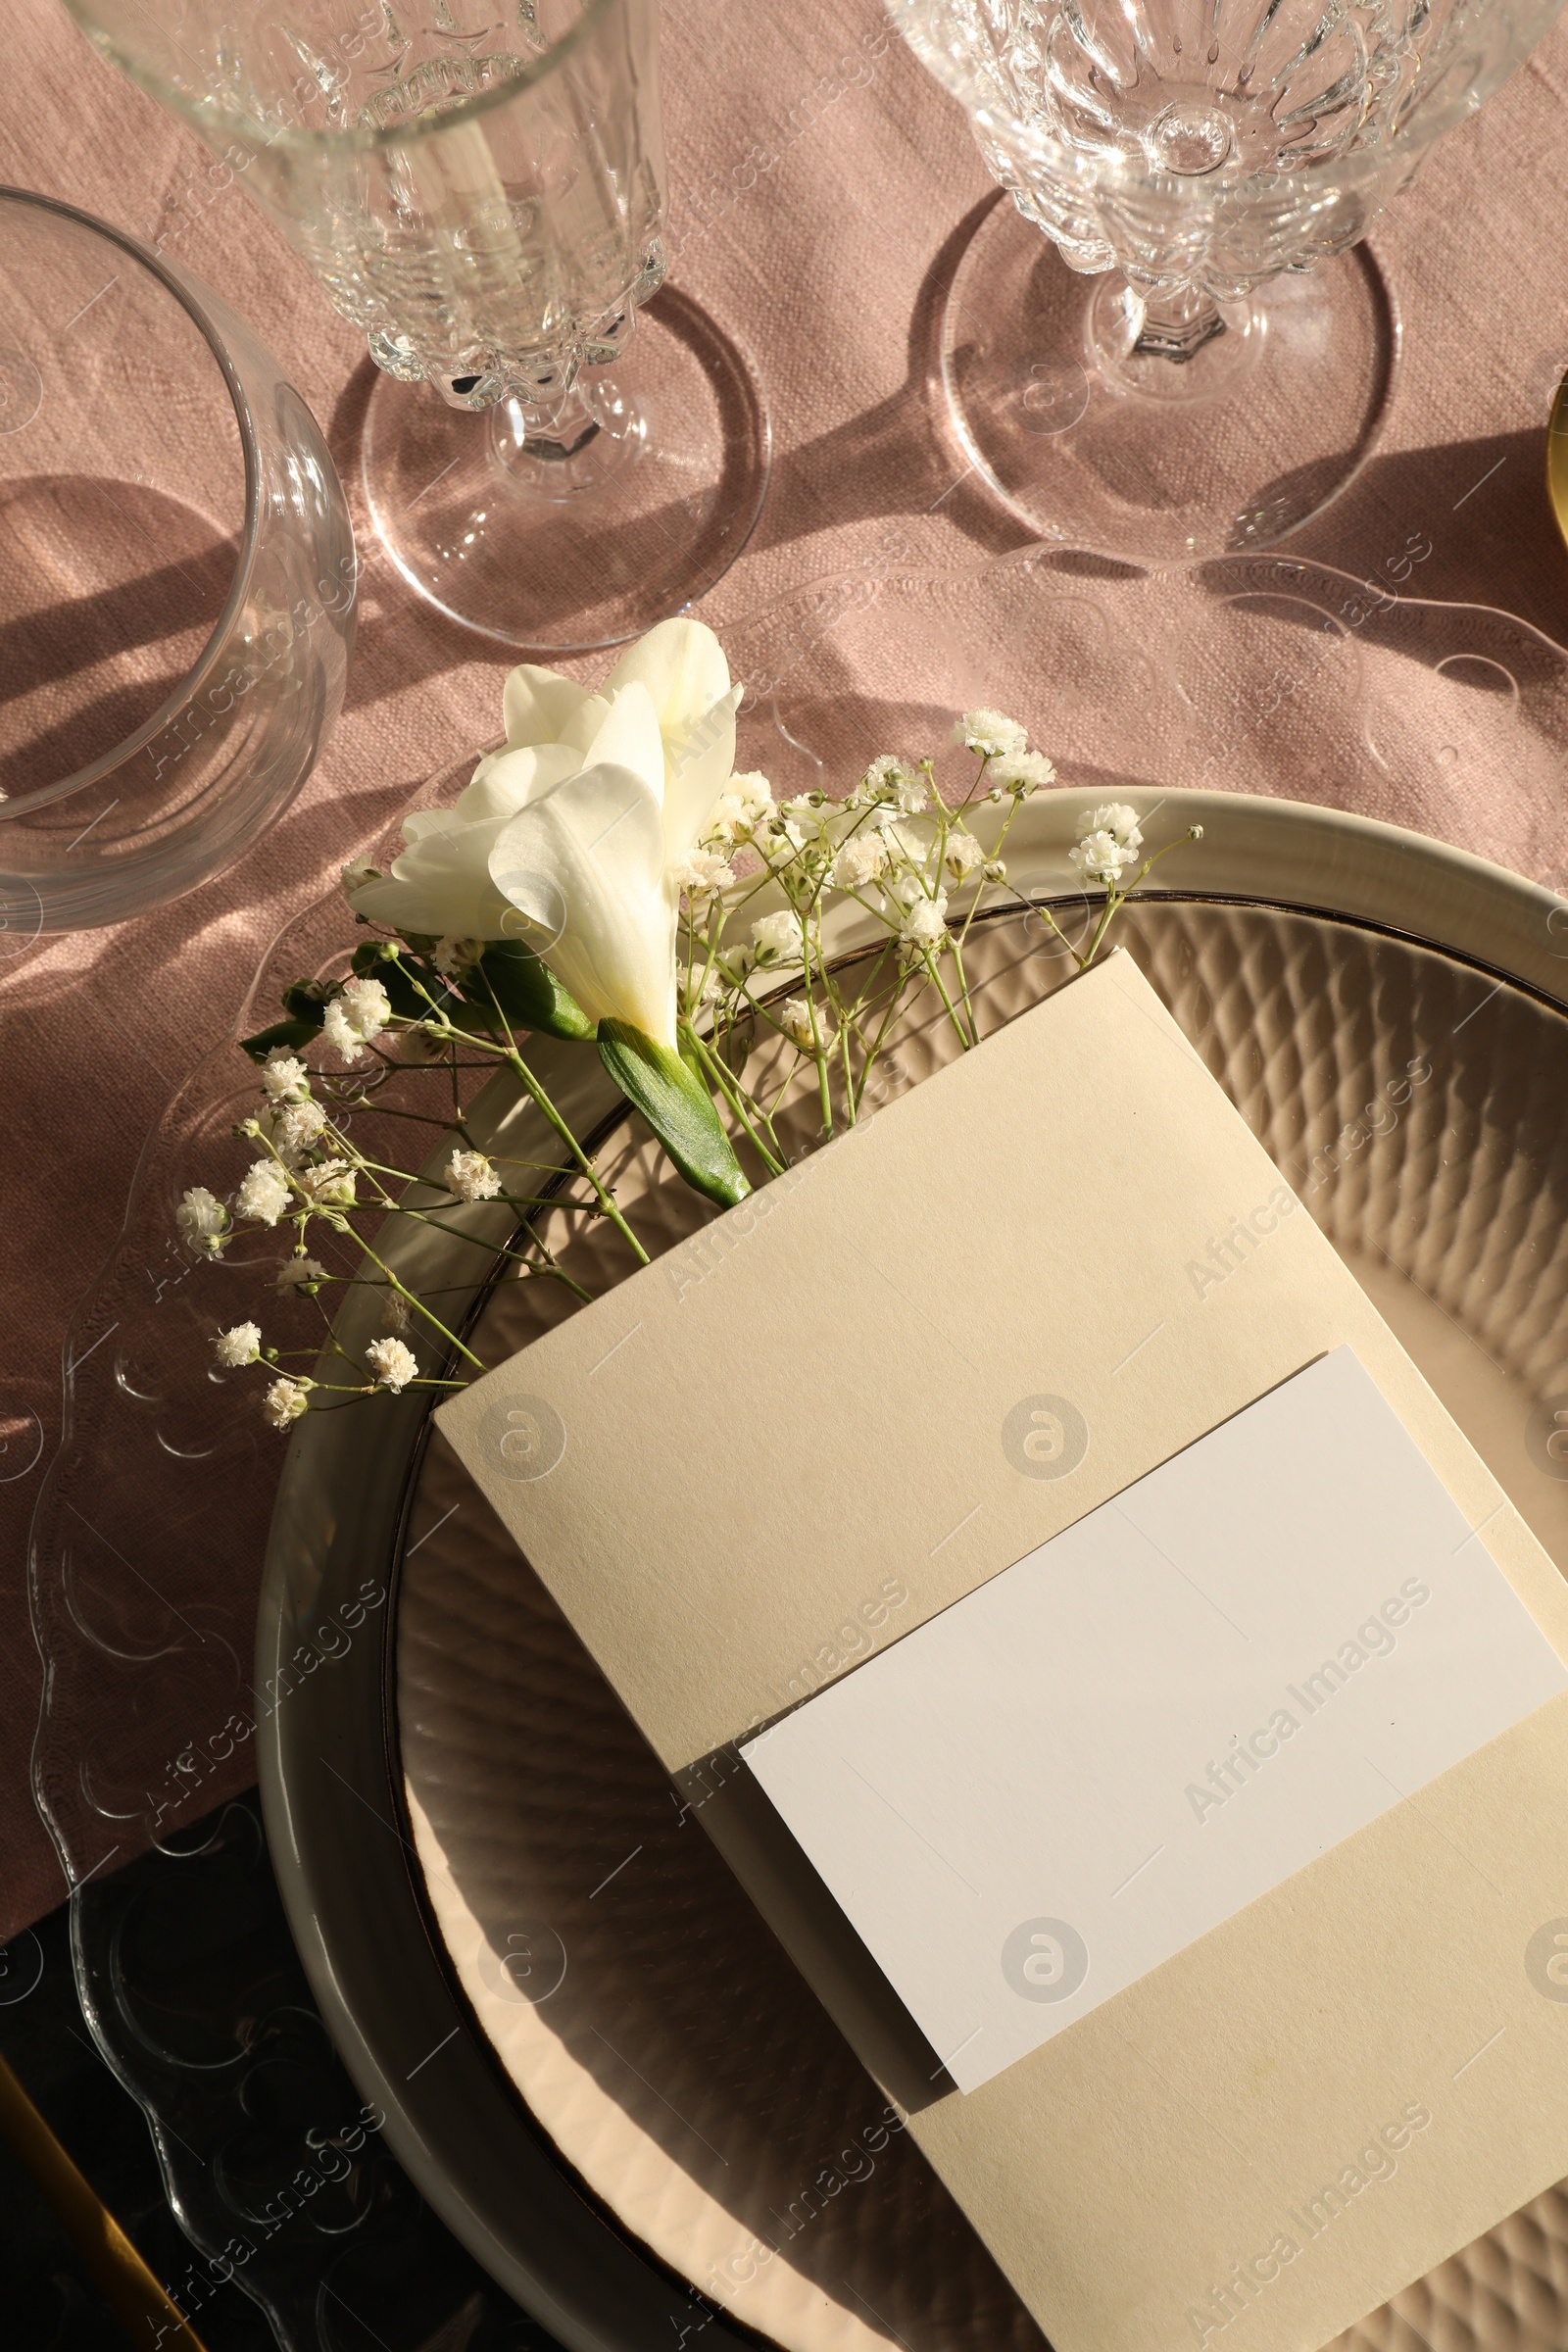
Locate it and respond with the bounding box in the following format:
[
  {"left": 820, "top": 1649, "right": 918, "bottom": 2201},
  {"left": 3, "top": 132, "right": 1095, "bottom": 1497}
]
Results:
[{"left": 0, "top": 188, "right": 355, "bottom": 937}]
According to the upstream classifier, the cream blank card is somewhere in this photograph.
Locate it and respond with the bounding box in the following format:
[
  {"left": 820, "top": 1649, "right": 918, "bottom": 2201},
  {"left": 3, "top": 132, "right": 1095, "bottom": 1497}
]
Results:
[{"left": 741, "top": 1346, "right": 1568, "bottom": 2094}]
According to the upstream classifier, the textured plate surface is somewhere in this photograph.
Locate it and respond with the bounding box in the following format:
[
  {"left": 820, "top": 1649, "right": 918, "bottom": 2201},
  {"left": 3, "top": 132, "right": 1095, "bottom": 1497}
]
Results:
[
  {"left": 239, "top": 550, "right": 1568, "bottom": 2350},
  {"left": 398, "top": 896, "right": 1568, "bottom": 2352}
]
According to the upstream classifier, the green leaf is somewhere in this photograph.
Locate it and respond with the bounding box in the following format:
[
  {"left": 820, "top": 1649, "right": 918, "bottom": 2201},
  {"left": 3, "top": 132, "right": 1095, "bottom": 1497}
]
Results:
[
  {"left": 282, "top": 980, "right": 331, "bottom": 1024},
  {"left": 240, "top": 1015, "right": 322, "bottom": 1062},
  {"left": 458, "top": 942, "right": 595, "bottom": 1044},
  {"left": 598, "top": 1019, "right": 751, "bottom": 1207}
]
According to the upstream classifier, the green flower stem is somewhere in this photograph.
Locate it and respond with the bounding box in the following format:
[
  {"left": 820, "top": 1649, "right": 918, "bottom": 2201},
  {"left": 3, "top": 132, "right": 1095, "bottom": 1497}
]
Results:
[
  {"left": 380, "top": 955, "right": 645, "bottom": 1269},
  {"left": 682, "top": 1024, "right": 787, "bottom": 1179},
  {"left": 501, "top": 1044, "right": 650, "bottom": 1265},
  {"left": 345, "top": 1229, "right": 487, "bottom": 1368}
]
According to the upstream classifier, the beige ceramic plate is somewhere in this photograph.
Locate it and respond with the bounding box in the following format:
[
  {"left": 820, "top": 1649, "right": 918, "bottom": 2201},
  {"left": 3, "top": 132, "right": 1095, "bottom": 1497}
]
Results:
[{"left": 261, "top": 554, "right": 1568, "bottom": 2352}]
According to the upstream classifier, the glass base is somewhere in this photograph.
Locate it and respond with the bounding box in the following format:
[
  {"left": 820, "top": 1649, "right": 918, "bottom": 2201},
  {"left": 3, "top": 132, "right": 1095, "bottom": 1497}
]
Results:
[
  {"left": 941, "top": 196, "right": 1398, "bottom": 567},
  {"left": 362, "top": 286, "right": 771, "bottom": 653}
]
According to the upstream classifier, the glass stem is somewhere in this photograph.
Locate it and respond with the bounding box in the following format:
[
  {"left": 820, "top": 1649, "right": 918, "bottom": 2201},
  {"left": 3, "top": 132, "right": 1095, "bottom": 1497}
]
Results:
[{"left": 1132, "top": 282, "right": 1228, "bottom": 365}]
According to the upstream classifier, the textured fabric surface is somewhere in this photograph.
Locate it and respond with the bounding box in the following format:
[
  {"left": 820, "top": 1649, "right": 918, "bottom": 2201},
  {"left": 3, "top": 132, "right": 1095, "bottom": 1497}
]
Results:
[{"left": 4, "top": 0, "right": 1568, "bottom": 1937}]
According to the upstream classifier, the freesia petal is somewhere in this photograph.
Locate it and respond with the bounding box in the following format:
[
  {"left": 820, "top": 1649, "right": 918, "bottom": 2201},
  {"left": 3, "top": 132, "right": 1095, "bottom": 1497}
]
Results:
[
  {"left": 502, "top": 663, "right": 593, "bottom": 749},
  {"left": 580, "top": 682, "right": 666, "bottom": 805},
  {"left": 350, "top": 816, "right": 514, "bottom": 939},
  {"left": 560, "top": 693, "right": 612, "bottom": 756},
  {"left": 452, "top": 742, "right": 580, "bottom": 825},
  {"left": 489, "top": 762, "right": 677, "bottom": 1047},
  {"left": 662, "top": 686, "right": 740, "bottom": 864},
  {"left": 603, "top": 617, "right": 731, "bottom": 748}
]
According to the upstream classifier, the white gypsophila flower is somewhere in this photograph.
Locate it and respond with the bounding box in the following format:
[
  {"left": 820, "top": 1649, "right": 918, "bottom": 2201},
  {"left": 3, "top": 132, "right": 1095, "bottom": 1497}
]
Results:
[
  {"left": 1077, "top": 802, "right": 1143, "bottom": 851},
  {"left": 856, "top": 755, "right": 915, "bottom": 806},
  {"left": 780, "top": 996, "right": 835, "bottom": 1053},
  {"left": 683, "top": 958, "right": 727, "bottom": 1010},
  {"left": 212, "top": 1321, "right": 262, "bottom": 1368},
  {"left": 343, "top": 975, "right": 392, "bottom": 1034},
  {"left": 992, "top": 749, "right": 1056, "bottom": 792},
  {"left": 751, "top": 908, "right": 806, "bottom": 963},
  {"left": 955, "top": 709, "right": 1027, "bottom": 760},
  {"left": 706, "top": 771, "right": 774, "bottom": 841},
  {"left": 381, "top": 1288, "right": 412, "bottom": 1335},
  {"left": 367, "top": 1336, "right": 417, "bottom": 1392},
  {"left": 896, "top": 774, "right": 930, "bottom": 815},
  {"left": 236, "top": 1161, "right": 292, "bottom": 1227},
  {"left": 275, "top": 1256, "right": 327, "bottom": 1292},
  {"left": 264, "top": 1099, "right": 328, "bottom": 1165},
  {"left": 261, "top": 1052, "right": 309, "bottom": 1102},
  {"left": 433, "top": 935, "right": 484, "bottom": 978},
  {"left": 320, "top": 1001, "right": 362, "bottom": 1065},
  {"left": 900, "top": 893, "right": 950, "bottom": 948},
  {"left": 176, "top": 1186, "right": 229, "bottom": 1256},
  {"left": 829, "top": 834, "right": 887, "bottom": 891},
  {"left": 446, "top": 1148, "right": 502, "bottom": 1201},
  {"left": 1069, "top": 829, "right": 1134, "bottom": 888},
  {"left": 983, "top": 858, "right": 1007, "bottom": 882},
  {"left": 670, "top": 847, "right": 736, "bottom": 897},
  {"left": 264, "top": 1376, "right": 311, "bottom": 1430},
  {"left": 340, "top": 856, "right": 382, "bottom": 906},
  {"left": 944, "top": 830, "right": 984, "bottom": 878},
  {"left": 296, "top": 1158, "right": 357, "bottom": 1210}
]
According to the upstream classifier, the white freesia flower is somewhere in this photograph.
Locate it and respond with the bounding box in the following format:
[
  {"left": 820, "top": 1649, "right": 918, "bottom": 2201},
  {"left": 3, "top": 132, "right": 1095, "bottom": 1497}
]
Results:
[
  {"left": 1077, "top": 802, "right": 1143, "bottom": 851},
  {"left": 351, "top": 619, "right": 742, "bottom": 988},
  {"left": 212, "top": 1322, "right": 261, "bottom": 1368},
  {"left": 236, "top": 1161, "right": 291, "bottom": 1226},
  {"left": 176, "top": 1186, "right": 229, "bottom": 1256},
  {"left": 487, "top": 620, "right": 744, "bottom": 1050},
  {"left": 264, "top": 1376, "right": 311, "bottom": 1429},
  {"left": 751, "top": 908, "right": 806, "bottom": 965},
  {"left": 345, "top": 742, "right": 584, "bottom": 942},
  {"left": 446, "top": 1148, "right": 501, "bottom": 1200},
  {"left": 955, "top": 710, "right": 1027, "bottom": 759},
  {"left": 900, "top": 893, "right": 949, "bottom": 948},
  {"left": 275, "top": 1256, "right": 327, "bottom": 1292},
  {"left": 367, "top": 1336, "right": 417, "bottom": 1392}
]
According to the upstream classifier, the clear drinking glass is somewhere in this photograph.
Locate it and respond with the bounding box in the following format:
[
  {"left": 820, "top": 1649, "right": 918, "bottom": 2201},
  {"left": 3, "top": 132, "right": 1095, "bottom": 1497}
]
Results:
[
  {"left": 0, "top": 187, "right": 354, "bottom": 936},
  {"left": 889, "top": 0, "right": 1565, "bottom": 564},
  {"left": 65, "top": 0, "right": 770, "bottom": 652}
]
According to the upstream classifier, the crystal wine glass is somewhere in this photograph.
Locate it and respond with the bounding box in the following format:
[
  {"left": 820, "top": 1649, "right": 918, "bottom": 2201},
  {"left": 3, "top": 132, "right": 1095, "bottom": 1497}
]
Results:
[
  {"left": 65, "top": 0, "right": 771, "bottom": 651},
  {"left": 889, "top": 0, "right": 1563, "bottom": 564}
]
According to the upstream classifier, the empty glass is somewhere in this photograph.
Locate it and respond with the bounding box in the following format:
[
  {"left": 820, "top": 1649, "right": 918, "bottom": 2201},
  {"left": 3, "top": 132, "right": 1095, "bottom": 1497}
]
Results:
[
  {"left": 0, "top": 187, "right": 354, "bottom": 936},
  {"left": 67, "top": 0, "right": 771, "bottom": 651},
  {"left": 890, "top": 0, "right": 1564, "bottom": 563}
]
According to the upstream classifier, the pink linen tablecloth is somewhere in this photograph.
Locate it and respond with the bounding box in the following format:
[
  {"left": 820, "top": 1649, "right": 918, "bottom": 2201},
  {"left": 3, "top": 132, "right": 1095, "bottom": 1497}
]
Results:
[{"left": 5, "top": 0, "right": 1568, "bottom": 1941}]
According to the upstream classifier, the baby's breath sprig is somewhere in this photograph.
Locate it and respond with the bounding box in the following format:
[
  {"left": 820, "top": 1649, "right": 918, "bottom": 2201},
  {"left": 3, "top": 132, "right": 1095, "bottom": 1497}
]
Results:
[{"left": 178, "top": 704, "right": 1199, "bottom": 1434}]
